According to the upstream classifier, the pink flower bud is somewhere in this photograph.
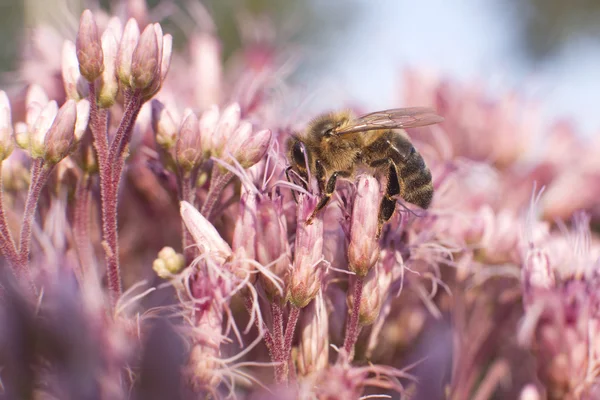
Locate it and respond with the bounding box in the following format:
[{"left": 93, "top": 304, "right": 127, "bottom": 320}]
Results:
[
  {"left": 353, "top": 262, "right": 393, "bottom": 326},
  {"left": 76, "top": 10, "right": 104, "bottom": 81},
  {"left": 131, "top": 23, "right": 159, "bottom": 90},
  {"left": 116, "top": 18, "right": 140, "bottom": 86},
  {"left": 297, "top": 295, "right": 329, "bottom": 376},
  {"left": 191, "top": 33, "right": 222, "bottom": 110},
  {"left": 180, "top": 201, "right": 232, "bottom": 263},
  {"left": 62, "top": 41, "right": 87, "bottom": 100},
  {"left": 254, "top": 194, "right": 291, "bottom": 301},
  {"left": 232, "top": 128, "right": 272, "bottom": 168},
  {"left": 348, "top": 175, "right": 381, "bottom": 277},
  {"left": 0, "top": 91, "right": 13, "bottom": 161},
  {"left": 151, "top": 100, "right": 180, "bottom": 150},
  {"left": 74, "top": 99, "right": 91, "bottom": 142},
  {"left": 25, "top": 84, "right": 49, "bottom": 129},
  {"left": 211, "top": 103, "right": 240, "bottom": 157},
  {"left": 176, "top": 109, "right": 203, "bottom": 172},
  {"left": 289, "top": 194, "right": 324, "bottom": 308},
  {"left": 232, "top": 188, "right": 258, "bottom": 277},
  {"left": 98, "top": 29, "right": 119, "bottom": 108},
  {"left": 44, "top": 100, "right": 77, "bottom": 164},
  {"left": 198, "top": 105, "right": 219, "bottom": 158},
  {"left": 30, "top": 100, "right": 58, "bottom": 158}
]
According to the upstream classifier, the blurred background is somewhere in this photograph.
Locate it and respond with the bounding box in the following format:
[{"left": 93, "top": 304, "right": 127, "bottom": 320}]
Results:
[{"left": 4, "top": 0, "right": 600, "bottom": 131}]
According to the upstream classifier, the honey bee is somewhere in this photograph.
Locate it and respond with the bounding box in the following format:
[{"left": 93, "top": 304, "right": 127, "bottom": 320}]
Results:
[{"left": 286, "top": 107, "right": 443, "bottom": 236}]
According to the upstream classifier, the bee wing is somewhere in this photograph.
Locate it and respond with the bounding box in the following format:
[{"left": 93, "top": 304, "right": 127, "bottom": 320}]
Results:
[{"left": 333, "top": 107, "right": 444, "bottom": 135}]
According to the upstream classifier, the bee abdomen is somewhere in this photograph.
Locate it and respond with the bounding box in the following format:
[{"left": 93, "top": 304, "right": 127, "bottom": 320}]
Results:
[{"left": 399, "top": 150, "right": 433, "bottom": 209}]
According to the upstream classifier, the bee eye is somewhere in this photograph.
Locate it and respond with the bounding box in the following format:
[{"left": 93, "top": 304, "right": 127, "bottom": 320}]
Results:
[{"left": 292, "top": 141, "right": 306, "bottom": 167}]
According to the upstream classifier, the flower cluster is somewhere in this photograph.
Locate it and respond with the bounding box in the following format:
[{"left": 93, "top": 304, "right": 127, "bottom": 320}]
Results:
[{"left": 0, "top": 2, "right": 598, "bottom": 399}]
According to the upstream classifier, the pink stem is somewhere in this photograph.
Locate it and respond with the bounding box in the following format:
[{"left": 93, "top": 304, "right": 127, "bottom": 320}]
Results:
[
  {"left": 343, "top": 276, "right": 365, "bottom": 359},
  {"left": 200, "top": 167, "right": 233, "bottom": 220},
  {"left": 283, "top": 306, "right": 300, "bottom": 370},
  {"left": 271, "top": 302, "right": 286, "bottom": 384},
  {"left": 17, "top": 159, "right": 52, "bottom": 293},
  {"left": 73, "top": 173, "right": 94, "bottom": 278},
  {"left": 0, "top": 161, "right": 19, "bottom": 266},
  {"left": 179, "top": 173, "right": 196, "bottom": 265}
]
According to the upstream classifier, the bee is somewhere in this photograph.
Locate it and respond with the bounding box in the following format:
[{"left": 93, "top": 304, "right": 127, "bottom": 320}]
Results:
[{"left": 286, "top": 107, "right": 443, "bottom": 236}]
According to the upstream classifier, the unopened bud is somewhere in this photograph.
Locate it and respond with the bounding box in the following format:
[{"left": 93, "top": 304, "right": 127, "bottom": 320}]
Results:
[
  {"left": 25, "top": 84, "right": 49, "bottom": 130},
  {"left": 288, "top": 194, "right": 324, "bottom": 308},
  {"left": 198, "top": 105, "right": 219, "bottom": 158},
  {"left": 14, "top": 122, "right": 28, "bottom": 150},
  {"left": 131, "top": 23, "right": 159, "bottom": 90},
  {"left": 176, "top": 109, "right": 202, "bottom": 172},
  {"left": 211, "top": 103, "right": 240, "bottom": 157},
  {"left": 232, "top": 188, "right": 257, "bottom": 277},
  {"left": 153, "top": 246, "right": 185, "bottom": 278},
  {"left": 0, "top": 91, "right": 13, "bottom": 161},
  {"left": 76, "top": 10, "right": 104, "bottom": 81},
  {"left": 151, "top": 100, "right": 179, "bottom": 150},
  {"left": 116, "top": 18, "right": 140, "bottom": 87},
  {"left": 62, "top": 40, "right": 88, "bottom": 100},
  {"left": 255, "top": 194, "right": 290, "bottom": 301},
  {"left": 297, "top": 295, "right": 329, "bottom": 376},
  {"left": 180, "top": 201, "right": 232, "bottom": 262},
  {"left": 348, "top": 175, "right": 381, "bottom": 276},
  {"left": 141, "top": 25, "right": 172, "bottom": 100},
  {"left": 30, "top": 101, "right": 58, "bottom": 158},
  {"left": 44, "top": 100, "right": 77, "bottom": 164},
  {"left": 98, "top": 30, "right": 119, "bottom": 107},
  {"left": 228, "top": 126, "right": 271, "bottom": 168},
  {"left": 74, "top": 99, "right": 91, "bottom": 142},
  {"left": 355, "top": 263, "right": 393, "bottom": 326}
]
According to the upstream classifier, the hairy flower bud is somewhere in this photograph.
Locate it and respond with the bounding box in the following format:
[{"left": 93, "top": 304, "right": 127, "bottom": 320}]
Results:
[
  {"left": 211, "top": 103, "right": 240, "bottom": 157},
  {"left": 116, "top": 18, "right": 140, "bottom": 87},
  {"left": 44, "top": 100, "right": 77, "bottom": 164},
  {"left": 180, "top": 201, "right": 232, "bottom": 262},
  {"left": 297, "top": 295, "right": 329, "bottom": 376},
  {"left": 199, "top": 105, "right": 219, "bottom": 158},
  {"left": 76, "top": 10, "right": 104, "bottom": 81},
  {"left": 131, "top": 23, "right": 159, "bottom": 90},
  {"left": 228, "top": 127, "right": 272, "bottom": 168},
  {"left": 289, "top": 194, "right": 324, "bottom": 308},
  {"left": 74, "top": 99, "right": 91, "bottom": 142},
  {"left": 231, "top": 188, "right": 257, "bottom": 277},
  {"left": 98, "top": 29, "right": 119, "bottom": 107},
  {"left": 348, "top": 175, "right": 381, "bottom": 276},
  {"left": 151, "top": 100, "right": 179, "bottom": 150},
  {"left": 353, "top": 262, "right": 393, "bottom": 326},
  {"left": 255, "top": 194, "right": 290, "bottom": 301},
  {"left": 0, "top": 91, "right": 13, "bottom": 161},
  {"left": 176, "top": 109, "right": 202, "bottom": 172},
  {"left": 30, "top": 100, "right": 58, "bottom": 158},
  {"left": 62, "top": 40, "right": 88, "bottom": 100}
]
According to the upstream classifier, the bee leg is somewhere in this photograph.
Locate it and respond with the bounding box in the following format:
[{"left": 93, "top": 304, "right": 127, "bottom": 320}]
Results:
[
  {"left": 306, "top": 170, "right": 344, "bottom": 225},
  {"left": 285, "top": 166, "right": 299, "bottom": 203},
  {"left": 377, "top": 161, "right": 401, "bottom": 238}
]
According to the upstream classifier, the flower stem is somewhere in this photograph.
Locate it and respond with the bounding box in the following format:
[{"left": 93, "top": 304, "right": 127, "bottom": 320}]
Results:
[
  {"left": 0, "top": 161, "right": 19, "bottom": 266},
  {"left": 200, "top": 167, "right": 233, "bottom": 220},
  {"left": 243, "top": 294, "right": 274, "bottom": 353},
  {"left": 343, "top": 276, "right": 365, "bottom": 359},
  {"left": 73, "top": 173, "right": 94, "bottom": 279},
  {"left": 271, "top": 301, "right": 286, "bottom": 384},
  {"left": 179, "top": 173, "right": 196, "bottom": 265},
  {"left": 17, "top": 159, "right": 52, "bottom": 292},
  {"left": 283, "top": 306, "right": 300, "bottom": 369}
]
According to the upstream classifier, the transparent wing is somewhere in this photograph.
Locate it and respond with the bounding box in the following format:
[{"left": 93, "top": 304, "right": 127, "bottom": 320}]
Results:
[{"left": 333, "top": 107, "right": 444, "bottom": 136}]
